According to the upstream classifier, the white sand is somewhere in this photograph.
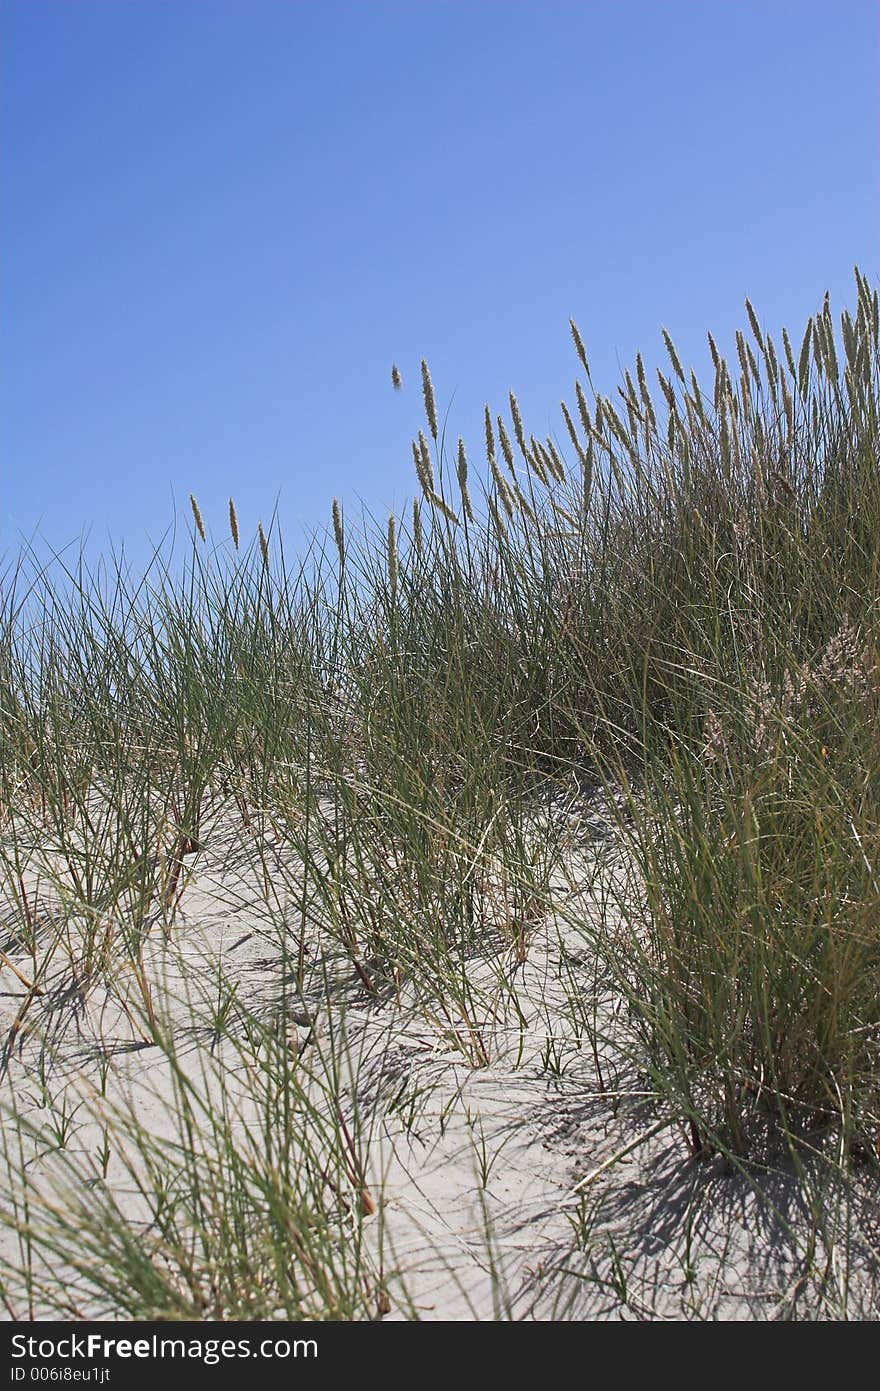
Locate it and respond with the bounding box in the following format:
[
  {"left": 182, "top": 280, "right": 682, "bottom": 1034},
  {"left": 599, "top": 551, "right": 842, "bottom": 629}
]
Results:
[{"left": 1, "top": 805, "right": 877, "bottom": 1320}]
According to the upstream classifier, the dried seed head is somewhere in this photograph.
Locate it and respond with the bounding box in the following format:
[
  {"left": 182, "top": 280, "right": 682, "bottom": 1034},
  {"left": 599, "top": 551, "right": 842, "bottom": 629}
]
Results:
[
  {"left": 509, "top": 391, "right": 528, "bottom": 458},
  {"left": 781, "top": 375, "right": 794, "bottom": 441},
  {"left": 391, "top": 363, "right": 403, "bottom": 390},
  {"left": 189, "top": 494, "right": 206, "bottom": 543},
  {"left": 412, "top": 498, "right": 423, "bottom": 555},
  {"left": 765, "top": 333, "right": 779, "bottom": 390},
  {"left": 656, "top": 370, "right": 676, "bottom": 412},
  {"left": 841, "top": 310, "right": 857, "bottom": 372},
  {"left": 483, "top": 404, "right": 496, "bottom": 463},
  {"left": 332, "top": 497, "right": 345, "bottom": 569},
  {"left": 258, "top": 522, "right": 270, "bottom": 568},
  {"left": 416, "top": 431, "right": 435, "bottom": 494},
  {"left": 582, "top": 439, "right": 594, "bottom": 512},
  {"left": 689, "top": 372, "right": 706, "bottom": 427},
  {"left": 427, "top": 491, "right": 459, "bottom": 524},
  {"left": 560, "top": 400, "right": 586, "bottom": 465},
  {"left": 488, "top": 494, "right": 508, "bottom": 538},
  {"left": 497, "top": 415, "right": 515, "bottom": 470},
  {"left": 735, "top": 329, "right": 750, "bottom": 382},
  {"left": 228, "top": 497, "right": 240, "bottom": 550},
  {"left": 421, "top": 359, "right": 438, "bottom": 439},
  {"left": 569, "top": 318, "right": 591, "bottom": 380},
  {"left": 457, "top": 438, "right": 475, "bottom": 521},
  {"left": 797, "top": 319, "right": 813, "bottom": 398},
  {"left": 604, "top": 398, "right": 634, "bottom": 454},
  {"left": 661, "top": 328, "right": 686, "bottom": 384},
  {"left": 456, "top": 436, "right": 468, "bottom": 489},
  {"left": 546, "top": 438, "right": 566, "bottom": 483},
  {"left": 745, "top": 297, "right": 764, "bottom": 352},
  {"left": 575, "top": 380, "right": 591, "bottom": 438},
  {"left": 489, "top": 453, "right": 516, "bottom": 518},
  {"left": 526, "top": 436, "right": 548, "bottom": 486},
  {"left": 707, "top": 332, "right": 720, "bottom": 372},
  {"left": 387, "top": 513, "right": 398, "bottom": 595},
  {"left": 812, "top": 314, "right": 826, "bottom": 378},
  {"left": 782, "top": 325, "right": 797, "bottom": 379},
  {"left": 821, "top": 313, "right": 839, "bottom": 382},
  {"left": 636, "top": 351, "right": 651, "bottom": 406}
]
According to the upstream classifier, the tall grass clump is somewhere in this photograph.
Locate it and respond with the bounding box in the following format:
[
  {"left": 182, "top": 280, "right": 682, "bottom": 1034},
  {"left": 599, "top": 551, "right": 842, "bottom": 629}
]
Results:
[{"left": 0, "top": 267, "right": 877, "bottom": 1316}]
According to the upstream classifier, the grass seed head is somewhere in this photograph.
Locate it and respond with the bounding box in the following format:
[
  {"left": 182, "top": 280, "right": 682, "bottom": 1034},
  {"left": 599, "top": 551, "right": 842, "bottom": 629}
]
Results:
[
  {"left": 387, "top": 513, "right": 398, "bottom": 595},
  {"left": 189, "top": 494, "right": 206, "bottom": 543},
  {"left": 569, "top": 318, "right": 591, "bottom": 380},
  {"left": 421, "top": 359, "right": 438, "bottom": 440},
  {"left": 332, "top": 497, "right": 345, "bottom": 569}
]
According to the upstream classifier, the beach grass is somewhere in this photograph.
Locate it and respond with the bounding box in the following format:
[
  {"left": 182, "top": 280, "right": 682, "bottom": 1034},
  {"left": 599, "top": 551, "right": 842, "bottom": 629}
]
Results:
[{"left": 0, "top": 268, "right": 878, "bottom": 1318}]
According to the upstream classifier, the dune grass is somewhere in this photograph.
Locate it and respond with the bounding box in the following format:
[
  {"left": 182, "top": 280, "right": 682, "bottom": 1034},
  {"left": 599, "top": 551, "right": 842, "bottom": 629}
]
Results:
[{"left": 0, "top": 268, "right": 878, "bottom": 1318}]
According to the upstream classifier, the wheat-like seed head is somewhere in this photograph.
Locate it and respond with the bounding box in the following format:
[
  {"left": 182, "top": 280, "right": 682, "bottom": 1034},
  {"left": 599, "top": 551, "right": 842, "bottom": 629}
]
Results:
[
  {"left": 391, "top": 363, "right": 402, "bottom": 390},
  {"left": 706, "top": 332, "right": 720, "bottom": 373},
  {"left": 841, "top": 310, "right": 858, "bottom": 372},
  {"left": 546, "top": 438, "right": 566, "bottom": 483},
  {"left": 189, "top": 494, "right": 206, "bottom": 543},
  {"left": 483, "top": 405, "right": 496, "bottom": 464},
  {"left": 661, "top": 328, "right": 685, "bottom": 383},
  {"left": 489, "top": 453, "right": 516, "bottom": 518},
  {"left": 457, "top": 438, "right": 475, "bottom": 522},
  {"left": 488, "top": 494, "right": 507, "bottom": 538},
  {"left": 387, "top": 513, "right": 398, "bottom": 595},
  {"left": 509, "top": 392, "right": 528, "bottom": 458},
  {"left": 427, "top": 491, "right": 458, "bottom": 524},
  {"left": 798, "top": 319, "right": 813, "bottom": 398},
  {"left": 745, "top": 298, "right": 764, "bottom": 353},
  {"left": 412, "top": 497, "right": 423, "bottom": 555},
  {"left": 811, "top": 314, "right": 826, "bottom": 379},
  {"left": 497, "top": 416, "right": 515, "bottom": 470},
  {"left": 781, "top": 325, "right": 797, "bottom": 379},
  {"left": 228, "top": 497, "right": 240, "bottom": 550},
  {"left": 735, "top": 330, "right": 750, "bottom": 383},
  {"left": 537, "top": 435, "right": 563, "bottom": 483},
  {"left": 719, "top": 395, "right": 731, "bottom": 470},
  {"left": 416, "top": 431, "right": 435, "bottom": 494},
  {"left": 258, "top": 522, "right": 270, "bottom": 568},
  {"left": 781, "top": 375, "right": 794, "bottom": 442},
  {"left": 582, "top": 439, "right": 594, "bottom": 512},
  {"left": 604, "top": 398, "right": 634, "bottom": 456},
  {"left": 526, "top": 437, "right": 549, "bottom": 486},
  {"left": 569, "top": 318, "right": 591, "bottom": 379},
  {"left": 656, "top": 370, "right": 676, "bottom": 412},
  {"left": 560, "top": 400, "right": 586, "bottom": 465},
  {"left": 421, "top": 359, "right": 438, "bottom": 439},
  {"left": 575, "top": 380, "right": 591, "bottom": 439},
  {"left": 332, "top": 497, "right": 345, "bottom": 569},
  {"left": 821, "top": 311, "right": 839, "bottom": 382},
  {"left": 765, "top": 334, "right": 779, "bottom": 391},
  {"left": 689, "top": 372, "right": 707, "bottom": 427},
  {"left": 666, "top": 409, "right": 677, "bottom": 452},
  {"left": 633, "top": 351, "right": 648, "bottom": 406}
]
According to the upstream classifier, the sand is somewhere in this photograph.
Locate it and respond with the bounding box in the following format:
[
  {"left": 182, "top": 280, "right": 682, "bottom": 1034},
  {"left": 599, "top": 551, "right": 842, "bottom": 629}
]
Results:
[{"left": 1, "top": 799, "right": 877, "bottom": 1321}]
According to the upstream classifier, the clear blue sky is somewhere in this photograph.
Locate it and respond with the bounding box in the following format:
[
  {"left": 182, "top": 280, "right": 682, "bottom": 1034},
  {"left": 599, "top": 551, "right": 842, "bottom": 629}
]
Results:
[{"left": 3, "top": 0, "right": 878, "bottom": 567}]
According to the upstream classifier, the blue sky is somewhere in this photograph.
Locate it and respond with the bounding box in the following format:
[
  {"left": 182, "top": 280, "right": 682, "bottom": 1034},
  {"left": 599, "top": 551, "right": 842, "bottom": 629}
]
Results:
[{"left": 3, "top": 0, "right": 878, "bottom": 568}]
